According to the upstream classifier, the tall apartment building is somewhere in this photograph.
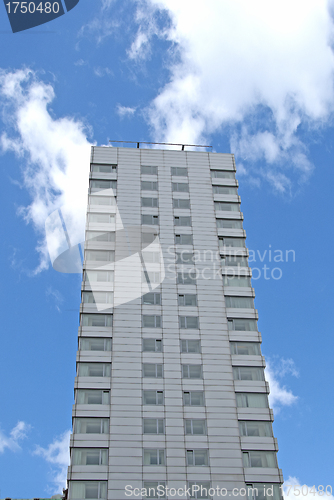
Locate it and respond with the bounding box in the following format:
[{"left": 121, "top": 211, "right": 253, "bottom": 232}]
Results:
[{"left": 67, "top": 146, "right": 283, "bottom": 500}]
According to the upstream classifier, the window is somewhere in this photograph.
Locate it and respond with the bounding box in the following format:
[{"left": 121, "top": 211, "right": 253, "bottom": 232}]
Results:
[
  {"left": 211, "top": 170, "right": 235, "bottom": 179},
  {"left": 188, "top": 482, "right": 211, "bottom": 499},
  {"left": 217, "top": 219, "right": 243, "bottom": 229},
  {"left": 171, "top": 167, "right": 187, "bottom": 176},
  {"left": 176, "top": 252, "right": 194, "bottom": 264},
  {"left": 213, "top": 186, "right": 238, "bottom": 195},
  {"left": 89, "top": 195, "right": 115, "bottom": 206},
  {"left": 79, "top": 338, "right": 112, "bottom": 352},
  {"left": 228, "top": 319, "right": 257, "bottom": 331},
  {"left": 142, "top": 231, "right": 159, "bottom": 244},
  {"left": 185, "top": 419, "right": 206, "bottom": 435},
  {"left": 69, "top": 481, "right": 107, "bottom": 499},
  {"left": 179, "top": 316, "right": 199, "bottom": 329},
  {"left": 142, "top": 181, "right": 158, "bottom": 191},
  {"left": 142, "top": 197, "right": 158, "bottom": 207},
  {"left": 175, "top": 234, "right": 193, "bottom": 245},
  {"left": 143, "top": 449, "right": 165, "bottom": 465},
  {"left": 219, "top": 237, "right": 245, "bottom": 248},
  {"left": 182, "top": 364, "right": 202, "bottom": 379},
  {"left": 143, "top": 315, "right": 161, "bottom": 328},
  {"left": 81, "top": 314, "right": 112, "bottom": 327},
  {"left": 72, "top": 448, "right": 108, "bottom": 466},
  {"left": 233, "top": 367, "right": 265, "bottom": 381},
  {"left": 173, "top": 198, "right": 190, "bottom": 209},
  {"left": 143, "top": 418, "right": 164, "bottom": 434},
  {"left": 187, "top": 449, "right": 209, "bottom": 466},
  {"left": 74, "top": 418, "right": 109, "bottom": 434},
  {"left": 84, "top": 270, "right": 113, "bottom": 283},
  {"left": 90, "top": 180, "right": 117, "bottom": 191},
  {"left": 82, "top": 291, "right": 113, "bottom": 304},
  {"left": 143, "top": 339, "right": 162, "bottom": 352},
  {"left": 142, "top": 271, "right": 161, "bottom": 284},
  {"left": 142, "top": 214, "right": 159, "bottom": 225},
  {"left": 142, "top": 292, "right": 161, "bottom": 305},
  {"left": 246, "top": 484, "right": 281, "bottom": 500},
  {"left": 236, "top": 393, "right": 269, "bottom": 408},
  {"left": 78, "top": 363, "right": 111, "bottom": 377},
  {"left": 76, "top": 390, "right": 110, "bottom": 405},
  {"left": 87, "top": 213, "right": 115, "bottom": 224},
  {"left": 215, "top": 201, "right": 240, "bottom": 212},
  {"left": 230, "top": 342, "right": 261, "bottom": 356},
  {"left": 142, "top": 251, "right": 161, "bottom": 263},
  {"left": 172, "top": 182, "right": 189, "bottom": 192},
  {"left": 174, "top": 216, "right": 191, "bottom": 226},
  {"left": 141, "top": 165, "right": 158, "bottom": 175},
  {"left": 221, "top": 256, "right": 248, "bottom": 267},
  {"left": 85, "top": 250, "right": 114, "bottom": 262},
  {"left": 223, "top": 276, "right": 251, "bottom": 287},
  {"left": 86, "top": 231, "right": 115, "bottom": 242},
  {"left": 183, "top": 391, "right": 204, "bottom": 406},
  {"left": 181, "top": 339, "right": 201, "bottom": 353},
  {"left": 143, "top": 482, "right": 166, "bottom": 499},
  {"left": 143, "top": 390, "right": 164, "bottom": 405},
  {"left": 178, "top": 294, "right": 197, "bottom": 306},
  {"left": 225, "top": 297, "right": 254, "bottom": 308},
  {"left": 91, "top": 164, "right": 116, "bottom": 173},
  {"left": 177, "top": 271, "right": 196, "bottom": 285},
  {"left": 143, "top": 363, "right": 163, "bottom": 378},
  {"left": 239, "top": 421, "right": 272, "bottom": 437},
  {"left": 243, "top": 451, "right": 277, "bottom": 468}
]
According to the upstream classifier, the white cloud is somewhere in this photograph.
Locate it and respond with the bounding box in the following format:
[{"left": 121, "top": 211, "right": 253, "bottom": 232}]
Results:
[
  {"left": 93, "top": 66, "right": 113, "bottom": 77},
  {"left": 133, "top": 0, "right": 334, "bottom": 192},
  {"left": 0, "top": 68, "right": 92, "bottom": 274},
  {"left": 265, "top": 358, "right": 298, "bottom": 412},
  {"left": 0, "top": 421, "right": 31, "bottom": 453},
  {"left": 46, "top": 286, "right": 64, "bottom": 312},
  {"left": 283, "top": 477, "right": 334, "bottom": 500},
  {"left": 34, "top": 430, "right": 71, "bottom": 494},
  {"left": 116, "top": 104, "right": 137, "bottom": 117}
]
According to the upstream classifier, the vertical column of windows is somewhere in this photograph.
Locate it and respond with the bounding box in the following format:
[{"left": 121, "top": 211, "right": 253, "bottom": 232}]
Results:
[
  {"left": 210, "top": 160, "right": 280, "bottom": 492},
  {"left": 69, "top": 161, "right": 117, "bottom": 497}
]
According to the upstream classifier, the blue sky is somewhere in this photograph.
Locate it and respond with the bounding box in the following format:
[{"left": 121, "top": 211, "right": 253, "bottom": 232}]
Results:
[{"left": 0, "top": 0, "right": 333, "bottom": 497}]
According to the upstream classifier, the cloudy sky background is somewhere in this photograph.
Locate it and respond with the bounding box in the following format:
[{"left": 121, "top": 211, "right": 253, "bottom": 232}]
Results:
[{"left": 0, "top": 0, "right": 333, "bottom": 497}]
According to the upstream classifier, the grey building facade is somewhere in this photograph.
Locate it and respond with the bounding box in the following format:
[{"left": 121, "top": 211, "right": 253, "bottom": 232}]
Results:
[{"left": 67, "top": 146, "right": 283, "bottom": 500}]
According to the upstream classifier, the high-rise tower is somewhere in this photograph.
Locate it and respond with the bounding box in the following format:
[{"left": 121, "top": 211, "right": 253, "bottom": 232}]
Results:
[{"left": 67, "top": 146, "right": 283, "bottom": 500}]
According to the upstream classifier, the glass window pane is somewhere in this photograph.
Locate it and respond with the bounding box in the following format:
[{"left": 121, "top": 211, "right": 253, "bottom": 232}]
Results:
[
  {"left": 172, "top": 182, "right": 189, "bottom": 192},
  {"left": 181, "top": 340, "right": 201, "bottom": 353},
  {"left": 215, "top": 201, "right": 240, "bottom": 212},
  {"left": 141, "top": 165, "right": 158, "bottom": 175},
  {"left": 217, "top": 219, "right": 243, "bottom": 229},
  {"left": 221, "top": 256, "right": 248, "bottom": 267},
  {"left": 91, "top": 164, "right": 116, "bottom": 173},
  {"left": 143, "top": 390, "right": 163, "bottom": 405},
  {"left": 230, "top": 342, "right": 260, "bottom": 355},
  {"left": 236, "top": 393, "right": 268, "bottom": 408},
  {"left": 213, "top": 185, "right": 238, "bottom": 195},
  {"left": 211, "top": 170, "right": 235, "bottom": 179},
  {"left": 171, "top": 167, "right": 188, "bottom": 176},
  {"left": 173, "top": 198, "right": 190, "bottom": 209},
  {"left": 225, "top": 297, "right": 254, "bottom": 308},
  {"left": 223, "top": 276, "right": 251, "bottom": 287},
  {"left": 90, "top": 180, "right": 116, "bottom": 191},
  {"left": 81, "top": 314, "right": 112, "bottom": 327},
  {"left": 85, "top": 270, "right": 113, "bottom": 283},
  {"left": 86, "top": 231, "right": 115, "bottom": 242}
]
